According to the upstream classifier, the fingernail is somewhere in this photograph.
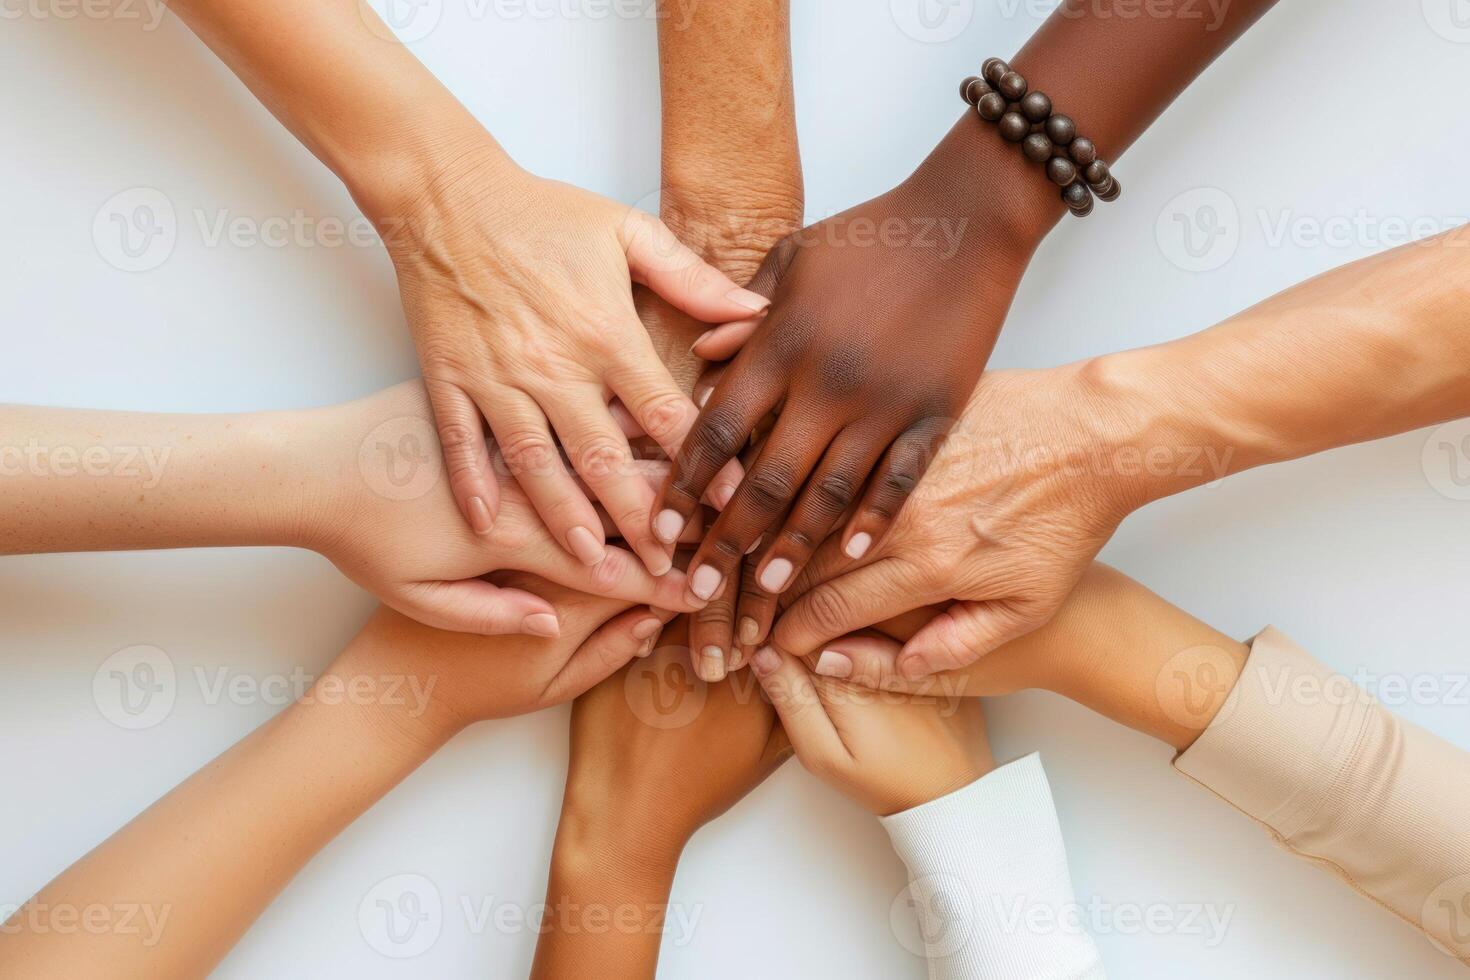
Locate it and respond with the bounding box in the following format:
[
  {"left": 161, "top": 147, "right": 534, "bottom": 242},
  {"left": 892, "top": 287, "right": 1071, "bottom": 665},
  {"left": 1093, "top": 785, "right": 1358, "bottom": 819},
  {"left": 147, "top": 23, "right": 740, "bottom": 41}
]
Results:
[
  {"left": 845, "top": 532, "right": 872, "bottom": 560},
  {"left": 759, "top": 558, "right": 793, "bottom": 593},
  {"left": 751, "top": 646, "right": 780, "bottom": 677},
  {"left": 710, "top": 482, "right": 735, "bottom": 510},
  {"left": 697, "top": 387, "right": 712, "bottom": 408},
  {"left": 654, "top": 509, "right": 685, "bottom": 544},
  {"left": 899, "top": 654, "right": 930, "bottom": 680},
  {"left": 638, "top": 637, "right": 656, "bottom": 658},
  {"left": 728, "top": 648, "right": 747, "bottom": 671},
  {"left": 745, "top": 536, "right": 762, "bottom": 556},
  {"left": 738, "top": 617, "right": 760, "bottom": 645},
  {"left": 640, "top": 545, "right": 673, "bottom": 577},
  {"left": 690, "top": 564, "right": 723, "bottom": 601},
  {"left": 815, "top": 650, "right": 853, "bottom": 679},
  {"left": 726, "top": 287, "right": 771, "bottom": 314},
  {"left": 701, "top": 646, "right": 727, "bottom": 683},
  {"left": 567, "top": 525, "right": 605, "bottom": 566},
  {"left": 467, "top": 496, "right": 494, "bottom": 536},
  {"left": 632, "top": 617, "right": 662, "bottom": 640},
  {"left": 522, "top": 613, "right": 560, "bottom": 638}
]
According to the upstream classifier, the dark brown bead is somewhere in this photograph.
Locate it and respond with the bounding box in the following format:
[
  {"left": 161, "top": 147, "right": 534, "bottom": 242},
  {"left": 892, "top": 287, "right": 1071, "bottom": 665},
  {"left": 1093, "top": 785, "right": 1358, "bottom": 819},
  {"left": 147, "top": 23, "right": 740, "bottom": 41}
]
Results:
[
  {"left": 1046, "top": 156, "right": 1078, "bottom": 186},
  {"left": 1020, "top": 91, "right": 1052, "bottom": 123},
  {"left": 998, "top": 112, "right": 1029, "bottom": 142},
  {"left": 1062, "top": 181, "right": 1094, "bottom": 215},
  {"left": 1022, "top": 133, "right": 1053, "bottom": 162},
  {"left": 960, "top": 76, "right": 982, "bottom": 104},
  {"left": 982, "top": 58, "right": 1009, "bottom": 86},
  {"left": 965, "top": 78, "right": 993, "bottom": 105},
  {"left": 1095, "top": 177, "right": 1121, "bottom": 202},
  {"left": 1068, "top": 137, "right": 1097, "bottom": 167},
  {"left": 976, "top": 92, "right": 1007, "bottom": 122},
  {"left": 1044, "top": 113, "right": 1076, "bottom": 145},
  {"left": 997, "top": 71, "right": 1028, "bottom": 101},
  {"left": 1084, "top": 160, "right": 1111, "bottom": 186}
]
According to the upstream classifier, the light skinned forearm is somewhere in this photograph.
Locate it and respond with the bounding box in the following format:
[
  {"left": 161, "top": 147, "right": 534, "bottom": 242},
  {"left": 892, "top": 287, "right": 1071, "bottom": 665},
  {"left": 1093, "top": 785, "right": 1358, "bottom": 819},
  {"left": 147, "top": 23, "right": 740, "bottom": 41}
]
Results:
[
  {"left": 167, "top": 0, "right": 511, "bottom": 222},
  {"left": 0, "top": 630, "right": 453, "bottom": 978},
  {"left": 0, "top": 405, "right": 323, "bottom": 555},
  {"left": 1093, "top": 226, "right": 1470, "bottom": 511}
]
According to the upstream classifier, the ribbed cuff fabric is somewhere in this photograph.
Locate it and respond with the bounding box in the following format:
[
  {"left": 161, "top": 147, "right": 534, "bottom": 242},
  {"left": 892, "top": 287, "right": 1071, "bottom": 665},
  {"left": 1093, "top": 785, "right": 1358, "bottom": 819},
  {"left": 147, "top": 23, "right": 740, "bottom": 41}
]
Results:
[{"left": 879, "top": 754, "right": 1107, "bottom": 979}]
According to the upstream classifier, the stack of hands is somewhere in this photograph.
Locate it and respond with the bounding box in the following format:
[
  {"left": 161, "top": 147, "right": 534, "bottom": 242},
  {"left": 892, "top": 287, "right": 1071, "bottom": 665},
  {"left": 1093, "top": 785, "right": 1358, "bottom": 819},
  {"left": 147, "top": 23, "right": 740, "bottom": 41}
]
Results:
[{"left": 6, "top": 0, "right": 1470, "bottom": 977}]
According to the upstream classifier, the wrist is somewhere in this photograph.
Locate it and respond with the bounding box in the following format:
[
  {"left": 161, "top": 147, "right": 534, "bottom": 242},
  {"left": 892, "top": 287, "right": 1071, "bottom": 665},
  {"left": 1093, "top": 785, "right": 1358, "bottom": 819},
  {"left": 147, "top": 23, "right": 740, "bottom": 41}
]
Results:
[
  {"left": 329, "top": 610, "right": 467, "bottom": 750},
  {"left": 551, "top": 800, "right": 683, "bottom": 895},
  {"left": 658, "top": 162, "right": 803, "bottom": 284}
]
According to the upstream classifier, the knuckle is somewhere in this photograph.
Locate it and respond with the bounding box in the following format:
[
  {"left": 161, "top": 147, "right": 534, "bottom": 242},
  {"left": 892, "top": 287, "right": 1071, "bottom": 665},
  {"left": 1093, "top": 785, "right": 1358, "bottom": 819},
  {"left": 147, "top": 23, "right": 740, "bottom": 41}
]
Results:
[
  {"left": 744, "top": 467, "right": 797, "bottom": 514},
  {"left": 813, "top": 472, "right": 858, "bottom": 512},
  {"left": 687, "top": 411, "right": 748, "bottom": 464},
  {"left": 803, "top": 584, "right": 851, "bottom": 636},
  {"left": 693, "top": 603, "right": 733, "bottom": 628},
  {"left": 632, "top": 391, "right": 691, "bottom": 444},
  {"left": 437, "top": 422, "right": 482, "bottom": 475},
  {"left": 499, "top": 430, "right": 558, "bottom": 478},
  {"left": 418, "top": 338, "right": 470, "bottom": 376},
  {"left": 589, "top": 549, "right": 630, "bottom": 593},
  {"left": 574, "top": 436, "right": 632, "bottom": 482}
]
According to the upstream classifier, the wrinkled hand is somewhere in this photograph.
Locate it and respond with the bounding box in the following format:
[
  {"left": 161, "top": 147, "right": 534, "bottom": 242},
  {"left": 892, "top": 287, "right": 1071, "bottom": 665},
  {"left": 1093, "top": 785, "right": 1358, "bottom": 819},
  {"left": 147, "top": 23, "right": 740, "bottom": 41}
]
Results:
[
  {"left": 655, "top": 186, "right": 1029, "bottom": 633},
  {"left": 307, "top": 382, "right": 699, "bottom": 636},
  {"left": 772, "top": 364, "right": 1140, "bottom": 680},
  {"left": 387, "top": 145, "right": 763, "bottom": 572}
]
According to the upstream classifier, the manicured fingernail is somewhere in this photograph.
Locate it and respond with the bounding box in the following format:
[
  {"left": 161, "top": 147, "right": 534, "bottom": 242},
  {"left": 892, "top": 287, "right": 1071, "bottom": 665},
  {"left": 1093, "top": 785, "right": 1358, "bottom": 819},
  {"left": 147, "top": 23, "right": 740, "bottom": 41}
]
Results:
[
  {"left": 751, "top": 646, "right": 780, "bottom": 677},
  {"left": 522, "top": 613, "right": 560, "bottom": 638},
  {"left": 639, "top": 544, "right": 673, "bottom": 577},
  {"left": 697, "top": 387, "right": 712, "bottom": 408},
  {"left": 738, "top": 617, "right": 760, "bottom": 645},
  {"left": 759, "top": 558, "right": 793, "bottom": 593},
  {"left": 632, "top": 617, "right": 663, "bottom": 640},
  {"left": 726, "top": 287, "right": 771, "bottom": 314},
  {"left": 728, "top": 648, "right": 747, "bottom": 671},
  {"left": 710, "top": 482, "right": 735, "bottom": 510},
  {"left": 845, "top": 532, "right": 872, "bottom": 560},
  {"left": 467, "top": 496, "right": 494, "bottom": 536},
  {"left": 638, "top": 637, "right": 656, "bottom": 658},
  {"left": 567, "top": 525, "right": 605, "bottom": 566},
  {"left": 654, "top": 509, "right": 685, "bottom": 544},
  {"left": 745, "top": 536, "right": 762, "bottom": 556},
  {"left": 815, "top": 650, "right": 853, "bottom": 679},
  {"left": 701, "top": 646, "right": 727, "bottom": 683},
  {"left": 899, "top": 654, "right": 930, "bottom": 680},
  {"left": 690, "top": 564, "right": 723, "bottom": 601}
]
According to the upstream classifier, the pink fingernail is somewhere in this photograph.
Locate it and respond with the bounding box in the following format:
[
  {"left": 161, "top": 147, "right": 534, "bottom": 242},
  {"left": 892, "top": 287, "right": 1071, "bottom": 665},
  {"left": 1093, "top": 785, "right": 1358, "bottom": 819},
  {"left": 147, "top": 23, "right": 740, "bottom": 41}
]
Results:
[
  {"left": 738, "top": 617, "right": 760, "bottom": 645},
  {"left": 759, "top": 558, "right": 793, "bottom": 593},
  {"left": 701, "top": 646, "right": 727, "bottom": 683},
  {"left": 745, "top": 536, "right": 763, "bottom": 556},
  {"left": 726, "top": 287, "right": 771, "bottom": 313},
  {"left": 815, "top": 650, "right": 853, "bottom": 679},
  {"left": 467, "top": 496, "right": 494, "bottom": 536},
  {"left": 522, "top": 613, "right": 560, "bottom": 638},
  {"left": 751, "top": 646, "right": 780, "bottom": 677},
  {"left": 845, "top": 532, "right": 872, "bottom": 560},
  {"left": 710, "top": 482, "right": 735, "bottom": 510},
  {"left": 697, "top": 387, "right": 712, "bottom": 408},
  {"left": 567, "top": 525, "right": 605, "bottom": 566},
  {"left": 653, "top": 509, "right": 685, "bottom": 544},
  {"left": 690, "top": 564, "right": 723, "bottom": 601},
  {"left": 728, "top": 648, "right": 747, "bottom": 671}
]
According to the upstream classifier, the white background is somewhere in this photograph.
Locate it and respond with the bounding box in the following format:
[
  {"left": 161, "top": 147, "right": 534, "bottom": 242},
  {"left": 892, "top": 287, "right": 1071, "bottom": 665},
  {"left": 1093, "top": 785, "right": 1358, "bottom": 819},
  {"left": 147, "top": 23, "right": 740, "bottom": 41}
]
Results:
[{"left": 4, "top": 0, "right": 1470, "bottom": 976}]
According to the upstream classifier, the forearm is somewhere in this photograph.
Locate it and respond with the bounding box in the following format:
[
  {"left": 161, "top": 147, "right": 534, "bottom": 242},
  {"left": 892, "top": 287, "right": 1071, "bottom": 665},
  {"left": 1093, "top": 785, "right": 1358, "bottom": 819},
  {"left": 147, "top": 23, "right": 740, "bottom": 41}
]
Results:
[
  {"left": 530, "top": 808, "right": 682, "bottom": 979},
  {"left": 168, "top": 0, "right": 511, "bottom": 221},
  {"left": 0, "top": 629, "right": 451, "bottom": 978},
  {"left": 0, "top": 405, "right": 319, "bottom": 555},
  {"left": 1093, "top": 226, "right": 1470, "bottom": 509}
]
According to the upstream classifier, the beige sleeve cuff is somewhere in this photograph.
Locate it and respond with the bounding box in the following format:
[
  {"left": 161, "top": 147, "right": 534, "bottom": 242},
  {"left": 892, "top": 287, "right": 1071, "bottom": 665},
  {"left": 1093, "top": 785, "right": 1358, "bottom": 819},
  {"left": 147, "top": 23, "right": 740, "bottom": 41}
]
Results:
[{"left": 1173, "top": 626, "right": 1470, "bottom": 967}]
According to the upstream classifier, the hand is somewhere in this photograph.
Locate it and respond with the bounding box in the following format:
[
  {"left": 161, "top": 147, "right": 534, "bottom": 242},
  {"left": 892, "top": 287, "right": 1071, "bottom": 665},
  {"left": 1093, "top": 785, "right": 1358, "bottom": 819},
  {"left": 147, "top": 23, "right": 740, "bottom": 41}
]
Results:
[
  {"left": 343, "top": 578, "right": 667, "bottom": 735},
  {"left": 385, "top": 142, "right": 764, "bottom": 571},
  {"left": 749, "top": 645, "right": 990, "bottom": 816},
  {"left": 655, "top": 185, "right": 1031, "bottom": 626},
  {"left": 772, "top": 364, "right": 1141, "bottom": 679},
  {"left": 304, "top": 382, "right": 699, "bottom": 636}
]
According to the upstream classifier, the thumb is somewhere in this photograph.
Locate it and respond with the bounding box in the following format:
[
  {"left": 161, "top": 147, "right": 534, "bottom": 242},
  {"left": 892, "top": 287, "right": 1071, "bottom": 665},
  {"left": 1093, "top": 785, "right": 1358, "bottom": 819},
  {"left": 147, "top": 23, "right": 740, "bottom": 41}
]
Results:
[
  {"left": 621, "top": 211, "right": 770, "bottom": 323},
  {"left": 396, "top": 578, "right": 561, "bottom": 637},
  {"left": 543, "top": 606, "right": 662, "bottom": 705},
  {"left": 898, "top": 600, "right": 1037, "bottom": 679}
]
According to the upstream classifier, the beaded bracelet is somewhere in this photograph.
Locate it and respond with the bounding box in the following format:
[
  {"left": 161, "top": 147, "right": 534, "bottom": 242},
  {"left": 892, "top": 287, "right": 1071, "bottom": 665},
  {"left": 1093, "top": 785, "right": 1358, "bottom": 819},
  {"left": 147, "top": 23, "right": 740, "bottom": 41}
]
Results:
[{"left": 961, "top": 58, "right": 1120, "bottom": 218}]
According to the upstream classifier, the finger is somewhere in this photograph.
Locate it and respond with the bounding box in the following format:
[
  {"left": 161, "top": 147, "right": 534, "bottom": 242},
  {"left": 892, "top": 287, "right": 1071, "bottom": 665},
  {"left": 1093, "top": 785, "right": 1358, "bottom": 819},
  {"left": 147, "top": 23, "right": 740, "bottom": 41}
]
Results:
[
  {"left": 690, "top": 316, "right": 762, "bottom": 361},
  {"left": 748, "top": 646, "right": 846, "bottom": 765},
  {"left": 733, "top": 558, "right": 776, "bottom": 658},
  {"left": 544, "top": 386, "right": 670, "bottom": 577},
  {"left": 689, "top": 558, "right": 739, "bottom": 683},
  {"left": 487, "top": 389, "right": 607, "bottom": 567},
  {"left": 396, "top": 578, "right": 560, "bottom": 637},
  {"left": 899, "top": 599, "right": 1042, "bottom": 679},
  {"left": 597, "top": 504, "right": 706, "bottom": 545},
  {"left": 621, "top": 211, "right": 771, "bottom": 322},
  {"left": 607, "top": 397, "right": 643, "bottom": 439},
  {"left": 752, "top": 426, "right": 887, "bottom": 602},
  {"left": 810, "top": 632, "right": 914, "bottom": 691},
  {"left": 772, "top": 559, "right": 921, "bottom": 658},
  {"left": 529, "top": 539, "right": 696, "bottom": 613},
  {"left": 651, "top": 357, "right": 781, "bottom": 550},
  {"left": 424, "top": 379, "right": 499, "bottom": 536},
  {"left": 841, "top": 421, "right": 950, "bottom": 561},
  {"left": 684, "top": 408, "right": 833, "bottom": 607},
  {"left": 543, "top": 606, "right": 665, "bottom": 705}
]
